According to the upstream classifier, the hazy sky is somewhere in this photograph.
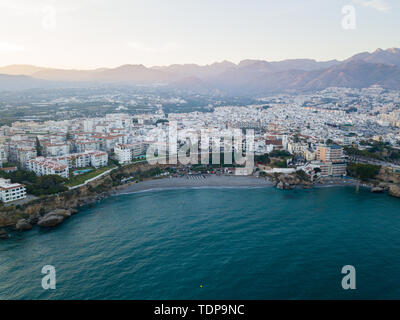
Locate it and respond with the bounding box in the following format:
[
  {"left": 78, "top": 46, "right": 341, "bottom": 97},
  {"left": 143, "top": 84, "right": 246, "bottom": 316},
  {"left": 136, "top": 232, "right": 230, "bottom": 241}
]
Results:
[{"left": 0, "top": 0, "right": 399, "bottom": 69}]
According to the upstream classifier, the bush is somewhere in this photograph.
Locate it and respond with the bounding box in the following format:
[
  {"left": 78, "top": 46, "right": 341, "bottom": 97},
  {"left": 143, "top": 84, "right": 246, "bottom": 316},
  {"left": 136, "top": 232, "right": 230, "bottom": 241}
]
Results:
[
  {"left": 347, "top": 163, "right": 381, "bottom": 181},
  {"left": 26, "top": 175, "right": 68, "bottom": 196}
]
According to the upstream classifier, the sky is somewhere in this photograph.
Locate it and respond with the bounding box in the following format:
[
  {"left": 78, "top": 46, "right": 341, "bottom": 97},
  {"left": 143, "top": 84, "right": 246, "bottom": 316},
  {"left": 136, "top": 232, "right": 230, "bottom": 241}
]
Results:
[{"left": 0, "top": 0, "right": 399, "bottom": 69}]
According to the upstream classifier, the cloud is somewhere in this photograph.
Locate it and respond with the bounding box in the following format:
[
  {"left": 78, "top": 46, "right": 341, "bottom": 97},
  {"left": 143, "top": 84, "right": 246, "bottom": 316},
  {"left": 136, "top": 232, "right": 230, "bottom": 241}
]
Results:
[
  {"left": 354, "top": 0, "right": 391, "bottom": 12},
  {"left": 0, "top": 42, "right": 24, "bottom": 53}
]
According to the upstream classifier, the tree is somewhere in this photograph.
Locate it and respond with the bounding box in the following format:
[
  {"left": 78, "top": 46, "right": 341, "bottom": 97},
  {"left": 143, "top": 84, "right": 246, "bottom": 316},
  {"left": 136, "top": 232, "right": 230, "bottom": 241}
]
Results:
[
  {"left": 35, "top": 137, "right": 43, "bottom": 157},
  {"left": 347, "top": 163, "right": 381, "bottom": 181},
  {"left": 296, "top": 169, "right": 309, "bottom": 181}
]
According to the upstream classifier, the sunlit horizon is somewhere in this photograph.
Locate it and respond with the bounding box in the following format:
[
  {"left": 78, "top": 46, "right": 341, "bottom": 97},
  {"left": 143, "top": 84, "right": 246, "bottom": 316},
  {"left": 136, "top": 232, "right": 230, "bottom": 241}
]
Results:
[{"left": 0, "top": 0, "right": 399, "bottom": 69}]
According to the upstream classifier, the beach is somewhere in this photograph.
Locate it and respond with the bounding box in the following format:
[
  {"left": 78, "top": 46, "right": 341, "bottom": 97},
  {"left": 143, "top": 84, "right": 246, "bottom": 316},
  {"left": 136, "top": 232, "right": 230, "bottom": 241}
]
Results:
[
  {"left": 115, "top": 175, "right": 274, "bottom": 194},
  {"left": 114, "top": 174, "right": 366, "bottom": 196}
]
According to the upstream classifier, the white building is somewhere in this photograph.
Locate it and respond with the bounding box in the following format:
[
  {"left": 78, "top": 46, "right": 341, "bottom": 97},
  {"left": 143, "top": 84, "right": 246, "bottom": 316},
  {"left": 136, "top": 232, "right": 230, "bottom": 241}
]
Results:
[
  {"left": 53, "top": 150, "right": 108, "bottom": 169},
  {"left": 74, "top": 140, "right": 100, "bottom": 153},
  {"left": 88, "top": 151, "right": 108, "bottom": 168},
  {"left": 26, "top": 157, "right": 69, "bottom": 178},
  {"left": 0, "top": 178, "right": 26, "bottom": 203},
  {"left": 115, "top": 143, "right": 147, "bottom": 164},
  {"left": 0, "top": 144, "right": 7, "bottom": 167},
  {"left": 44, "top": 143, "right": 70, "bottom": 157},
  {"left": 94, "top": 134, "right": 127, "bottom": 152}
]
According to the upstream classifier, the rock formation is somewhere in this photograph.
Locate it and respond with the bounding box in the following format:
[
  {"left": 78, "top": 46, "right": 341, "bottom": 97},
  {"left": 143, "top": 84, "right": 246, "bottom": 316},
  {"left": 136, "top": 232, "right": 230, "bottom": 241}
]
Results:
[
  {"left": 274, "top": 172, "right": 312, "bottom": 190},
  {"left": 0, "top": 228, "right": 9, "bottom": 239},
  {"left": 371, "top": 187, "right": 385, "bottom": 193},
  {"left": 388, "top": 185, "right": 400, "bottom": 198},
  {"left": 15, "top": 219, "right": 33, "bottom": 231},
  {"left": 37, "top": 209, "right": 72, "bottom": 228}
]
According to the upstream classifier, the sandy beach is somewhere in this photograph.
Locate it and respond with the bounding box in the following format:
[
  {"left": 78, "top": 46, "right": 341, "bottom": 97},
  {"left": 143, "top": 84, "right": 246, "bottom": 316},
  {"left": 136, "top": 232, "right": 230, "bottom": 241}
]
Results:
[
  {"left": 115, "top": 175, "right": 274, "bottom": 194},
  {"left": 112, "top": 174, "right": 367, "bottom": 196},
  {"left": 314, "top": 177, "right": 368, "bottom": 188}
]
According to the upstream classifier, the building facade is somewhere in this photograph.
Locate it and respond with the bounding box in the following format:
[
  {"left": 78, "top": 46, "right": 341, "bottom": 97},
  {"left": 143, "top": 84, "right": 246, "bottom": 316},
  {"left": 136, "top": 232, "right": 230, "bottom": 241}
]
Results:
[
  {"left": 115, "top": 143, "right": 147, "bottom": 164},
  {"left": 0, "top": 178, "right": 26, "bottom": 203},
  {"left": 26, "top": 157, "right": 69, "bottom": 178}
]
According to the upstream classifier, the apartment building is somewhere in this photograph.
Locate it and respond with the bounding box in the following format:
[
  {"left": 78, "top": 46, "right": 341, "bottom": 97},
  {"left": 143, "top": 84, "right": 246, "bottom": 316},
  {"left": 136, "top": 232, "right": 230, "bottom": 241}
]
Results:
[
  {"left": 94, "top": 134, "right": 127, "bottom": 152},
  {"left": 315, "top": 145, "right": 347, "bottom": 177},
  {"left": 0, "top": 178, "right": 26, "bottom": 203},
  {"left": 115, "top": 143, "right": 147, "bottom": 164},
  {"left": 0, "top": 144, "right": 7, "bottom": 167},
  {"left": 43, "top": 143, "right": 70, "bottom": 157},
  {"left": 74, "top": 140, "right": 100, "bottom": 153},
  {"left": 317, "top": 145, "right": 344, "bottom": 162},
  {"left": 53, "top": 151, "right": 108, "bottom": 169},
  {"left": 88, "top": 151, "right": 108, "bottom": 168},
  {"left": 318, "top": 162, "right": 347, "bottom": 177},
  {"left": 26, "top": 157, "right": 69, "bottom": 178}
]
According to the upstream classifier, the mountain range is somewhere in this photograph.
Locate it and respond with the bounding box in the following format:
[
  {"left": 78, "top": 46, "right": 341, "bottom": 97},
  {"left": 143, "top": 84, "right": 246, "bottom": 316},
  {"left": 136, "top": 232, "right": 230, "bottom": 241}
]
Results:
[{"left": 1, "top": 48, "right": 400, "bottom": 94}]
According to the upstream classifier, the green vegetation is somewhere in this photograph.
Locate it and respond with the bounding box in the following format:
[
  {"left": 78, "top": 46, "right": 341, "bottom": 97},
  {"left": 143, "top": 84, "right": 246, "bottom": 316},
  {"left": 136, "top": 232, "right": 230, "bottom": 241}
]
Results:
[
  {"left": 345, "top": 141, "right": 400, "bottom": 162},
  {"left": 269, "top": 150, "right": 291, "bottom": 158},
  {"left": 26, "top": 175, "right": 68, "bottom": 196},
  {"left": 0, "top": 169, "right": 37, "bottom": 184},
  {"left": 155, "top": 119, "right": 169, "bottom": 125},
  {"left": 296, "top": 169, "right": 309, "bottom": 181},
  {"left": 347, "top": 163, "right": 381, "bottom": 181},
  {"left": 0, "top": 168, "right": 68, "bottom": 196},
  {"left": 272, "top": 160, "right": 288, "bottom": 168},
  {"left": 66, "top": 166, "right": 116, "bottom": 187},
  {"left": 35, "top": 137, "right": 43, "bottom": 157},
  {"left": 255, "top": 150, "right": 292, "bottom": 168},
  {"left": 110, "top": 166, "right": 163, "bottom": 185},
  {"left": 254, "top": 154, "right": 270, "bottom": 164},
  {"left": 0, "top": 162, "right": 18, "bottom": 168}
]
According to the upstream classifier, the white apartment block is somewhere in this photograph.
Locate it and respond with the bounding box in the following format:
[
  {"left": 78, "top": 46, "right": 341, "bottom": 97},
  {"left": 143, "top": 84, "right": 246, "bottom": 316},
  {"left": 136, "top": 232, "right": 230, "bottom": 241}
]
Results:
[
  {"left": 44, "top": 143, "right": 70, "bottom": 157},
  {"left": 0, "top": 178, "right": 26, "bottom": 203},
  {"left": 17, "top": 147, "right": 37, "bottom": 168},
  {"left": 74, "top": 140, "right": 100, "bottom": 153},
  {"left": 90, "top": 151, "right": 109, "bottom": 168},
  {"left": 27, "top": 157, "right": 69, "bottom": 178},
  {"left": 0, "top": 144, "right": 7, "bottom": 166},
  {"left": 114, "top": 144, "right": 132, "bottom": 164},
  {"left": 94, "top": 134, "right": 127, "bottom": 152},
  {"left": 53, "top": 150, "right": 108, "bottom": 169},
  {"left": 115, "top": 143, "right": 146, "bottom": 164}
]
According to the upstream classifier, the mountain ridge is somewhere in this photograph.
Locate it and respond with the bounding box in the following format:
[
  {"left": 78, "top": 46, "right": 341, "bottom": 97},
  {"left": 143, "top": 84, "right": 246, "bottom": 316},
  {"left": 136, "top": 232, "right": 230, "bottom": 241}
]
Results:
[{"left": 1, "top": 47, "right": 400, "bottom": 94}]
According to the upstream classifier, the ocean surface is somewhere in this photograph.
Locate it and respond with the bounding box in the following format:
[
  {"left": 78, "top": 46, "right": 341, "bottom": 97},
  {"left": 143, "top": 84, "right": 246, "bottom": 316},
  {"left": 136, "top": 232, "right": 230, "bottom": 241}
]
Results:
[{"left": 1, "top": 186, "right": 400, "bottom": 300}]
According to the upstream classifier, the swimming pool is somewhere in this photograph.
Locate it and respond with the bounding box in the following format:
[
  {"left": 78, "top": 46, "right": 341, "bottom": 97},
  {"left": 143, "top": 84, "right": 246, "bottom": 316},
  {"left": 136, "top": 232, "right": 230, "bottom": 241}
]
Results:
[{"left": 73, "top": 169, "right": 93, "bottom": 176}]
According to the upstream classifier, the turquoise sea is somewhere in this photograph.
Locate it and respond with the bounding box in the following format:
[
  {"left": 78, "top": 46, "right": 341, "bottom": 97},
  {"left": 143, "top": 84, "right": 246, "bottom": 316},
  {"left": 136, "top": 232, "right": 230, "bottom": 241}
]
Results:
[{"left": 1, "top": 186, "right": 400, "bottom": 299}]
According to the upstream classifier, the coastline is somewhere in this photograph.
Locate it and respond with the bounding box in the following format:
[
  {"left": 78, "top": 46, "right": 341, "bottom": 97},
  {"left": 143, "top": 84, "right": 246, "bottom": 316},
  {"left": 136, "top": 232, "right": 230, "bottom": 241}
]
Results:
[
  {"left": 113, "top": 175, "right": 365, "bottom": 196},
  {"left": 1, "top": 169, "right": 395, "bottom": 233},
  {"left": 114, "top": 175, "right": 275, "bottom": 195}
]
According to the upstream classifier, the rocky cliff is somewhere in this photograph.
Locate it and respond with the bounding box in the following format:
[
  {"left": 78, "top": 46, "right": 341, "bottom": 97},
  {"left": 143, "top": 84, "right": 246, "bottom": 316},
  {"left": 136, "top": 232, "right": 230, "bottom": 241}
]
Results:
[
  {"left": 0, "top": 163, "right": 164, "bottom": 229},
  {"left": 272, "top": 172, "right": 313, "bottom": 190}
]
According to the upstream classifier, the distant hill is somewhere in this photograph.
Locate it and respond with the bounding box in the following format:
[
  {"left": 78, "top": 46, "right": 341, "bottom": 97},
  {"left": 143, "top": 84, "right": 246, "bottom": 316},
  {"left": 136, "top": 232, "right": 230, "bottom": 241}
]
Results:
[
  {"left": 94, "top": 64, "right": 175, "bottom": 84},
  {"left": 346, "top": 48, "right": 400, "bottom": 66},
  {"left": 152, "top": 61, "right": 237, "bottom": 79},
  {"left": 1, "top": 48, "right": 400, "bottom": 94},
  {"left": 211, "top": 60, "right": 400, "bottom": 95},
  {"left": 0, "top": 64, "right": 47, "bottom": 75},
  {"left": 0, "top": 74, "right": 50, "bottom": 91}
]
